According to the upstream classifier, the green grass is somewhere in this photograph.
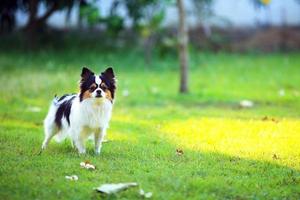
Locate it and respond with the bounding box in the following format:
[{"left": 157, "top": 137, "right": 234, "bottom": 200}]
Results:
[{"left": 1, "top": 49, "right": 300, "bottom": 199}]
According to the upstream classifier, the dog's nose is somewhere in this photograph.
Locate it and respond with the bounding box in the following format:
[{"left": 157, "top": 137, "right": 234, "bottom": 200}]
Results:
[{"left": 96, "top": 90, "right": 102, "bottom": 97}]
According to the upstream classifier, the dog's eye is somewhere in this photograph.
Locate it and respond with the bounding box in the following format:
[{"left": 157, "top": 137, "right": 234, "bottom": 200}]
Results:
[
  {"left": 89, "top": 86, "right": 96, "bottom": 91},
  {"left": 101, "top": 85, "right": 108, "bottom": 90}
]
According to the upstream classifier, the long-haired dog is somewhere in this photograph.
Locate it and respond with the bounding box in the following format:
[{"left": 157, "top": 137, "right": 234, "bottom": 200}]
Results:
[{"left": 41, "top": 67, "right": 116, "bottom": 155}]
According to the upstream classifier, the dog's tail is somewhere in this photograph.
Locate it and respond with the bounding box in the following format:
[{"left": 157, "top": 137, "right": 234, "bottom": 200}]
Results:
[
  {"left": 53, "top": 94, "right": 59, "bottom": 106},
  {"left": 45, "top": 95, "right": 66, "bottom": 143}
]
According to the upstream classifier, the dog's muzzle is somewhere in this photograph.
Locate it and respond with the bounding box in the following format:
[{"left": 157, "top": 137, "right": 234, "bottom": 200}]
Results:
[{"left": 95, "top": 90, "right": 102, "bottom": 98}]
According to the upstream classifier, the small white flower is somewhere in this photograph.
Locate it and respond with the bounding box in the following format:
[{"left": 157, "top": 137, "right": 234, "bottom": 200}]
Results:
[
  {"left": 144, "top": 192, "right": 153, "bottom": 198},
  {"left": 80, "top": 161, "right": 96, "bottom": 170},
  {"left": 139, "top": 189, "right": 153, "bottom": 198},
  {"left": 239, "top": 100, "right": 254, "bottom": 108},
  {"left": 27, "top": 106, "right": 41, "bottom": 112},
  {"left": 278, "top": 89, "right": 285, "bottom": 97},
  {"left": 122, "top": 89, "right": 130, "bottom": 97},
  {"left": 80, "top": 162, "right": 86, "bottom": 167},
  {"left": 150, "top": 87, "right": 159, "bottom": 94},
  {"left": 85, "top": 163, "right": 96, "bottom": 170},
  {"left": 65, "top": 175, "right": 78, "bottom": 181}
]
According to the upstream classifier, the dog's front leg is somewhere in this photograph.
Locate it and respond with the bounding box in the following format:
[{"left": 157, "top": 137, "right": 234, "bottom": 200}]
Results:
[
  {"left": 73, "top": 128, "right": 86, "bottom": 154},
  {"left": 95, "top": 128, "right": 106, "bottom": 155}
]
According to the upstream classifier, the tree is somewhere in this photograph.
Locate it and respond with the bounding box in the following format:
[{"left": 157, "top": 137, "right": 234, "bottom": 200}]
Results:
[
  {"left": 191, "top": 0, "right": 214, "bottom": 24},
  {"left": 139, "top": 4, "right": 165, "bottom": 64},
  {"left": 79, "top": 0, "right": 101, "bottom": 28},
  {"left": 122, "top": 0, "right": 159, "bottom": 29},
  {"left": 191, "top": 0, "right": 214, "bottom": 37},
  {"left": 116, "top": 0, "right": 166, "bottom": 64},
  {"left": 0, "top": 0, "right": 18, "bottom": 33},
  {"left": 23, "top": 0, "right": 81, "bottom": 46},
  {"left": 0, "top": 0, "right": 87, "bottom": 35},
  {"left": 100, "top": 0, "right": 124, "bottom": 37},
  {"left": 26, "top": 0, "right": 87, "bottom": 33},
  {"left": 177, "top": 0, "right": 189, "bottom": 93}
]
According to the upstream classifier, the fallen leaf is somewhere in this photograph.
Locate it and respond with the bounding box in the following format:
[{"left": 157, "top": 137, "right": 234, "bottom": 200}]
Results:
[
  {"left": 229, "top": 157, "right": 241, "bottom": 162},
  {"left": 139, "top": 189, "right": 153, "bottom": 198},
  {"left": 176, "top": 149, "right": 184, "bottom": 156},
  {"left": 261, "top": 116, "right": 279, "bottom": 123},
  {"left": 273, "top": 154, "right": 279, "bottom": 160},
  {"left": 95, "top": 182, "right": 138, "bottom": 194},
  {"left": 80, "top": 161, "right": 96, "bottom": 170},
  {"left": 271, "top": 118, "right": 279, "bottom": 123},
  {"left": 65, "top": 175, "right": 78, "bottom": 181},
  {"left": 262, "top": 116, "right": 269, "bottom": 121}
]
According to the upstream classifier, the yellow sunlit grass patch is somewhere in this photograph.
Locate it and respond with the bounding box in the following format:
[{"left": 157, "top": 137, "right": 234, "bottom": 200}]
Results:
[{"left": 162, "top": 117, "right": 300, "bottom": 169}]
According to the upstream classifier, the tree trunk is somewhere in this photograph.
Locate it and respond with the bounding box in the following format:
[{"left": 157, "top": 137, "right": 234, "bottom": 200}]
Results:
[
  {"left": 25, "top": 0, "right": 58, "bottom": 34},
  {"left": 65, "top": 5, "right": 73, "bottom": 29},
  {"left": 177, "top": 0, "right": 189, "bottom": 93}
]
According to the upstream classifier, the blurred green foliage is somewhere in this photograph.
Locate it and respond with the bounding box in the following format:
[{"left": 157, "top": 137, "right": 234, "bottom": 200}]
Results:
[{"left": 79, "top": 1, "right": 100, "bottom": 26}]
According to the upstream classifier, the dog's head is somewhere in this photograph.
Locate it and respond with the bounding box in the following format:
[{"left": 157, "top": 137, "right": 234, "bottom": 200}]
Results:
[{"left": 79, "top": 67, "right": 116, "bottom": 102}]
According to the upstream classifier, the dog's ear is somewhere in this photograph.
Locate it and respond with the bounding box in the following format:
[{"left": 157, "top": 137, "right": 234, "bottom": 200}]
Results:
[
  {"left": 102, "top": 67, "right": 115, "bottom": 79},
  {"left": 101, "top": 67, "right": 116, "bottom": 99},
  {"left": 103, "top": 67, "right": 115, "bottom": 79},
  {"left": 81, "top": 67, "right": 94, "bottom": 79}
]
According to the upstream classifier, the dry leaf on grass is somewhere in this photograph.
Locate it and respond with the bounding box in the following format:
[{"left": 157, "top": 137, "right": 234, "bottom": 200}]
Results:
[
  {"left": 271, "top": 118, "right": 279, "bottom": 123},
  {"left": 262, "top": 116, "right": 279, "bottom": 123},
  {"left": 176, "top": 149, "right": 184, "bottom": 156},
  {"left": 65, "top": 175, "right": 78, "bottom": 181},
  {"left": 262, "top": 116, "right": 269, "bottom": 121},
  {"left": 95, "top": 182, "right": 138, "bottom": 194},
  {"left": 80, "top": 161, "right": 96, "bottom": 170}
]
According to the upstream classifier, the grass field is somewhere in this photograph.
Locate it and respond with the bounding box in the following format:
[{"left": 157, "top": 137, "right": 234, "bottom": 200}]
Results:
[{"left": 0, "top": 50, "right": 300, "bottom": 199}]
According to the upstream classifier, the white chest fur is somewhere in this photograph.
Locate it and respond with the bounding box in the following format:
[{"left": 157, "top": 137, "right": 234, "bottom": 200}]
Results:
[{"left": 71, "top": 98, "right": 113, "bottom": 129}]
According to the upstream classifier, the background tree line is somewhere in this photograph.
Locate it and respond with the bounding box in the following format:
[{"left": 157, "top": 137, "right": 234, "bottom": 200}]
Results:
[
  {"left": 1, "top": 0, "right": 213, "bottom": 93},
  {"left": 1, "top": 0, "right": 299, "bottom": 93}
]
